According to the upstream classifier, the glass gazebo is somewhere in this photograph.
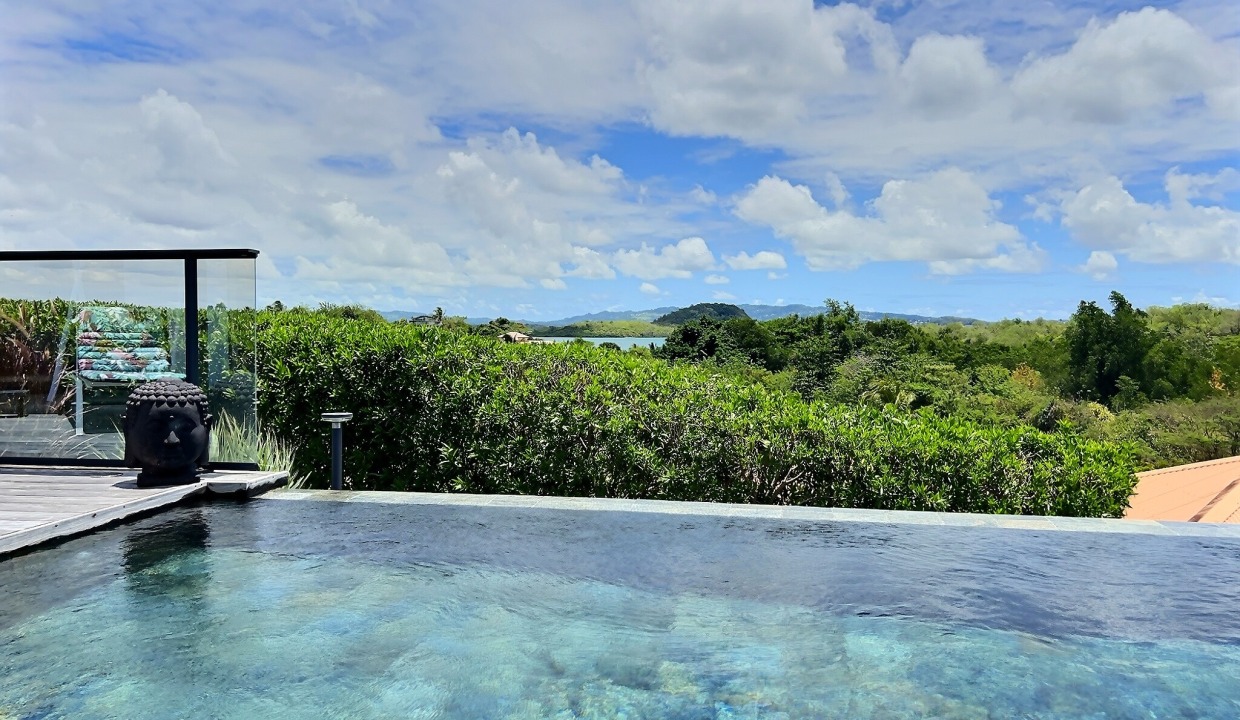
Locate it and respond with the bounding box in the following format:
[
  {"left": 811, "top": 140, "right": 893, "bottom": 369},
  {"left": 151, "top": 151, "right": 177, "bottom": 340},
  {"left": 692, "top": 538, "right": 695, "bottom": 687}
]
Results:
[{"left": 0, "top": 249, "right": 259, "bottom": 469}]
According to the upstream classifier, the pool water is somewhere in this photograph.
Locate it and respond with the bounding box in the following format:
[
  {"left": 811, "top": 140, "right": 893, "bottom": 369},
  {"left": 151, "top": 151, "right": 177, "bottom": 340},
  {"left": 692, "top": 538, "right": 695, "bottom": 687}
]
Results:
[{"left": 2, "top": 499, "right": 1238, "bottom": 719}]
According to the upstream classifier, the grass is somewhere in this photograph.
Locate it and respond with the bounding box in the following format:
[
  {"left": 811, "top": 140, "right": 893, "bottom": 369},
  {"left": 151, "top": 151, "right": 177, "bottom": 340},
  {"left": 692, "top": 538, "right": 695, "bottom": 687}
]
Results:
[{"left": 211, "top": 412, "right": 305, "bottom": 487}]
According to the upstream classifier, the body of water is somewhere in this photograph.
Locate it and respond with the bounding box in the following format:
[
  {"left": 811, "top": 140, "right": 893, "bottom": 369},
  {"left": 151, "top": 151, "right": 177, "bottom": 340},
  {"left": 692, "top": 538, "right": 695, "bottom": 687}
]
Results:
[
  {"left": 535, "top": 336, "right": 665, "bottom": 349},
  {"left": 2, "top": 499, "right": 1238, "bottom": 719}
]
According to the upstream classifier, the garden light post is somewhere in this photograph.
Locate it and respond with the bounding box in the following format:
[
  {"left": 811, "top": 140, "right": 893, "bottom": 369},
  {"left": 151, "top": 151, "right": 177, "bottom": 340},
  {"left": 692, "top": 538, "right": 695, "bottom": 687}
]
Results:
[{"left": 321, "top": 412, "right": 353, "bottom": 490}]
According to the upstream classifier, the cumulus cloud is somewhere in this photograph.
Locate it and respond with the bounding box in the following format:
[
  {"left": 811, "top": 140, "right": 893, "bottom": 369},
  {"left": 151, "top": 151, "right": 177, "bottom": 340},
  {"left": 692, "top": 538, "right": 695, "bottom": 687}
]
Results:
[
  {"left": 466, "top": 128, "right": 623, "bottom": 197},
  {"left": 140, "top": 89, "right": 236, "bottom": 184},
  {"left": 723, "top": 250, "right": 787, "bottom": 270},
  {"left": 704, "top": 274, "right": 729, "bottom": 284},
  {"left": 690, "top": 185, "right": 718, "bottom": 205},
  {"left": 897, "top": 34, "right": 1000, "bottom": 119},
  {"left": 712, "top": 290, "right": 738, "bottom": 300},
  {"left": 1011, "top": 8, "right": 1236, "bottom": 124},
  {"left": 0, "top": 85, "right": 664, "bottom": 308},
  {"left": 1080, "top": 251, "right": 1118, "bottom": 280},
  {"left": 612, "top": 236, "right": 716, "bottom": 279},
  {"left": 1059, "top": 170, "right": 1240, "bottom": 264},
  {"left": 564, "top": 247, "right": 616, "bottom": 279},
  {"left": 735, "top": 169, "right": 1043, "bottom": 273},
  {"left": 639, "top": 282, "right": 662, "bottom": 295},
  {"left": 436, "top": 128, "right": 662, "bottom": 288},
  {"left": 638, "top": 0, "right": 897, "bottom": 138},
  {"left": 2, "top": 0, "right": 1235, "bottom": 314}
]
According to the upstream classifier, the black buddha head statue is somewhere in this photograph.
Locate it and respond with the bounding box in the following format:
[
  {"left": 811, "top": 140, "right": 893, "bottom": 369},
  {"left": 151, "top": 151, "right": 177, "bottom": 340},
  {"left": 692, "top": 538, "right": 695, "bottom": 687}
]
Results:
[{"left": 123, "top": 379, "right": 213, "bottom": 487}]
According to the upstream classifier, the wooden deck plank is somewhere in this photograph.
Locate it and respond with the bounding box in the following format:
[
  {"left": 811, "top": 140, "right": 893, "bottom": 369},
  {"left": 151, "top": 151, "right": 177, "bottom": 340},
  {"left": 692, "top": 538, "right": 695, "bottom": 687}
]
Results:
[
  {"left": 0, "top": 485, "right": 208, "bottom": 555},
  {"left": 0, "top": 468, "right": 288, "bottom": 557}
]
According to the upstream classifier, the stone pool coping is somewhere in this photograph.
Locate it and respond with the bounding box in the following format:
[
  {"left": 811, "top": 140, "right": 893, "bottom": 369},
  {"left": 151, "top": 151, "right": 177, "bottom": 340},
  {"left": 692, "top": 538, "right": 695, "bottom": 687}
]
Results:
[{"left": 266, "top": 489, "right": 1240, "bottom": 538}]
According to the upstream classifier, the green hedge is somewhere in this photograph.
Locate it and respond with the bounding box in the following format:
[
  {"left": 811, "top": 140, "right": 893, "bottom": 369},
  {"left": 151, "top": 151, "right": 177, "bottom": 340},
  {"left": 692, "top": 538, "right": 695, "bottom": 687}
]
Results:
[{"left": 256, "top": 313, "right": 1138, "bottom": 517}]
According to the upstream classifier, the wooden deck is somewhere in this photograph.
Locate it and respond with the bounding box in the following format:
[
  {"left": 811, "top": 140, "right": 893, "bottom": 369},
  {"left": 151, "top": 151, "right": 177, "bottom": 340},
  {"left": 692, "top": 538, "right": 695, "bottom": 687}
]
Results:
[{"left": 0, "top": 467, "right": 288, "bottom": 556}]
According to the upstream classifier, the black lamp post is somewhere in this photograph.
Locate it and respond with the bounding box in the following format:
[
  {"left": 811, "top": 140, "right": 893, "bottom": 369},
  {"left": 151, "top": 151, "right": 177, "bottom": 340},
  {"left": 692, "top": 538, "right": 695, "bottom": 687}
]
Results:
[{"left": 320, "top": 412, "right": 352, "bottom": 490}]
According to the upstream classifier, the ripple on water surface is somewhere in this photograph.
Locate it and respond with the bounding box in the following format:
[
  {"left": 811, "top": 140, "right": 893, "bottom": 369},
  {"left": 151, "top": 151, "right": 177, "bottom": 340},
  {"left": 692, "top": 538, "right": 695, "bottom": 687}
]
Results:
[{"left": 1, "top": 500, "right": 1238, "bottom": 719}]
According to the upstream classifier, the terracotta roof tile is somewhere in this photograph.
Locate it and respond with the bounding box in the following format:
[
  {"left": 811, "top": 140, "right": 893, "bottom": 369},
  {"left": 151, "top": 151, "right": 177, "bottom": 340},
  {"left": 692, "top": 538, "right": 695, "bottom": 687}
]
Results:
[{"left": 1125, "top": 455, "right": 1240, "bottom": 524}]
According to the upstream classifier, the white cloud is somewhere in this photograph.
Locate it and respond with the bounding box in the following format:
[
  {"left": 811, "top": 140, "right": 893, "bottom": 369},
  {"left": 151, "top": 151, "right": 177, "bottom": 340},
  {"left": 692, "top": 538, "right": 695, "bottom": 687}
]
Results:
[
  {"left": 139, "top": 89, "right": 236, "bottom": 184},
  {"left": 736, "top": 169, "right": 1042, "bottom": 273},
  {"left": 723, "top": 250, "right": 787, "bottom": 270},
  {"left": 690, "top": 186, "right": 718, "bottom": 205},
  {"left": 1164, "top": 167, "right": 1240, "bottom": 203},
  {"left": 1079, "top": 250, "right": 1118, "bottom": 280},
  {"left": 564, "top": 247, "right": 616, "bottom": 279},
  {"left": 639, "top": 282, "right": 661, "bottom": 295},
  {"left": 1011, "top": 8, "right": 1235, "bottom": 124},
  {"left": 1, "top": 0, "right": 1236, "bottom": 314},
  {"left": 638, "top": 0, "right": 897, "bottom": 138},
  {"left": 612, "top": 236, "right": 716, "bottom": 279},
  {"left": 712, "top": 290, "right": 738, "bottom": 300},
  {"left": 466, "top": 128, "right": 623, "bottom": 197},
  {"left": 541, "top": 278, "right": 568, "bottom": 290},
  {"left": 1059, "top": 170, "right": 1240, "bottom": 264},
  {"left": 823, "top": 172, "right": 850, "bottom": 209},
  {"left": 1180, "top": 291, "right": 1239, "bottom": 309},
  {"left": 435, "top": 128, "right": 674, "bottom": 288},
  {"left": 704, "top": 274, "right": 730, "bottom": 284},
  {"left": 897, "top": 34, "right": 1000, "bottom": 119}
]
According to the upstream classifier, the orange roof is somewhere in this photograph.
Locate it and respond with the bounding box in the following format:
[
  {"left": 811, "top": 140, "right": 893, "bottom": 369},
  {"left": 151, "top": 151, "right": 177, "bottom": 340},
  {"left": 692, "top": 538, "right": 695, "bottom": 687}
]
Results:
[{"left": 1125, "top": 455, "right": 1240, "bottom": 523}]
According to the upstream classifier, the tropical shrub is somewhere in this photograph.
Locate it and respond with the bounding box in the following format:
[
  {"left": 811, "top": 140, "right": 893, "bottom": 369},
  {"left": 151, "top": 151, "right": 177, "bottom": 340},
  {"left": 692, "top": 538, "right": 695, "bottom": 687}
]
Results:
[{"left": 257, "top": 312, "right": 1138, "bottom": 517}]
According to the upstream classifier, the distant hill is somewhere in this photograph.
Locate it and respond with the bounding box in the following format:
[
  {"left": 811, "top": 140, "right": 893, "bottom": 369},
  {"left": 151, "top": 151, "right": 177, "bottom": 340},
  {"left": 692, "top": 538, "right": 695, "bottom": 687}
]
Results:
[
  {"left": 737, "top": 304, "right": 822, "bottom": 320},
  {"left": 529, "top": 306, "right": 679, "bottom": 324},
  {"left": 655, "top": 303, "right": 749, "bottom": 325},
  {"left": 380, "top": 303, "right": 980, "bottom": 327},
  {"left": 740, "top": 304, "right": 979, "bottom": 325}
]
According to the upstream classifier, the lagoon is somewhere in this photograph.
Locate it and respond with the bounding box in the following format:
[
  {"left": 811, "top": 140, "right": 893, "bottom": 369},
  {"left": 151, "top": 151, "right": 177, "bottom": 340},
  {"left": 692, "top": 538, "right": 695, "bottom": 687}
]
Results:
[{"left": 535, "top": 336, "right": 665, "bottom": 349}]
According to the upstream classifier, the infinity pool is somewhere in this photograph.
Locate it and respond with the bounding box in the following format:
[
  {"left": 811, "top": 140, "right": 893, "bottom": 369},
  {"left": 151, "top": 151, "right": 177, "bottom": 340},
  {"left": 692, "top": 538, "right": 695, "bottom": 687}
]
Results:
[{"left": 2, "top": 495, "right": 1239, "bottom": 719}]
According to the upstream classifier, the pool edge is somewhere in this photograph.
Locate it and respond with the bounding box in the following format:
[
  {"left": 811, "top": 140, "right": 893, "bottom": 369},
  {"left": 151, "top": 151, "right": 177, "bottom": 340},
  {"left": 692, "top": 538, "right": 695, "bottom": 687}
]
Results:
[{"left": 259, "top": 490, "right": 1240, "bottom": 538}]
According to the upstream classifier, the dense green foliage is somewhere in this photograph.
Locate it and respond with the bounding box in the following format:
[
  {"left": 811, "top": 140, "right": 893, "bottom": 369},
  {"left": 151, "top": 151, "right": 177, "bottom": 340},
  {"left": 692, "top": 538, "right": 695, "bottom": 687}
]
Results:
[
  {"left": 256, "top": 311, "right": 1137, "bottom": 516},
  {"left": 14, "top": 293, "right": 1237, "bottom": 515},
  {"left": 655, "top": 303, "right": 749, "bottom": 325},
  {"left": 655, "top": 294, "right": 1240, "bottom": 469},
  {"left": 531, "top": 319, "right": 670, "bottom": 337}
]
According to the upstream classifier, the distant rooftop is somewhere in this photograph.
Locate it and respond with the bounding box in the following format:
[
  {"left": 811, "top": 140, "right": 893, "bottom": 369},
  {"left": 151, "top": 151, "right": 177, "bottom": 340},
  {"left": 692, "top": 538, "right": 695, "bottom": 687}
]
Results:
[{"left": 1125, "top": 455, "right": 1240, "bottom": 524}]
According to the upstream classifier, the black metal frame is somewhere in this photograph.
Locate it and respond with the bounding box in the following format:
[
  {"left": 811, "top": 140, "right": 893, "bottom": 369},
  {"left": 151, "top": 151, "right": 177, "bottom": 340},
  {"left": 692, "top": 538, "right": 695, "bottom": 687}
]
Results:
[
  {"left": 0, "top": 249, "right": 258, "bottom": 261},
  {"left": 0, "top": 249, "right": 261, "bottom": 471}
]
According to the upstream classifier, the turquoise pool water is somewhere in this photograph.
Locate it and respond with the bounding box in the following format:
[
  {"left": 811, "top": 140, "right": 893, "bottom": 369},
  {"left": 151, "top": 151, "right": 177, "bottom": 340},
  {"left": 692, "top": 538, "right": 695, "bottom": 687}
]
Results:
[{"left": 2, "top": 499, "right": 1238, "bottom": 719}]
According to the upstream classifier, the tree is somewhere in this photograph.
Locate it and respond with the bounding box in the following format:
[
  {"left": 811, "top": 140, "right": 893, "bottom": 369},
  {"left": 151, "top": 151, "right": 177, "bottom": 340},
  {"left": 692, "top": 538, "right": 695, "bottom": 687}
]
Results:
[
  {"left": 1063, "top": 291, "right": 1152, "bottom": 406},
  {"left": 473, "top": 317, "right": 529, "bottom": 337},
  {"left": 788, "top": 300, "right": 870, "bottom": 396},
  {"left": 722, "top": 317, "right": 786, "bottom": 371},
  {"left": 655, "top": 316, "right": 736, "bottom": 363}
]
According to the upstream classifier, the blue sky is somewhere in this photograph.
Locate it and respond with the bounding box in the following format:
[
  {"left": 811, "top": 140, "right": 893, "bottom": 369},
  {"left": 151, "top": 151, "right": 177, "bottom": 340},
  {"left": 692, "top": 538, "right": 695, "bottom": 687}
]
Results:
[{"left": 0, "top": 0, "right": 1236, "bottom": 320}]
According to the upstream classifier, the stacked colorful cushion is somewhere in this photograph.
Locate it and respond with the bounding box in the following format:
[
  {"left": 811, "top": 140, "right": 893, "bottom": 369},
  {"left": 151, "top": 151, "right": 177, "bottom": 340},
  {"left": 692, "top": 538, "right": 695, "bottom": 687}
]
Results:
[{"left": 75, "top": 307, "right": 185, "bottom": 383}]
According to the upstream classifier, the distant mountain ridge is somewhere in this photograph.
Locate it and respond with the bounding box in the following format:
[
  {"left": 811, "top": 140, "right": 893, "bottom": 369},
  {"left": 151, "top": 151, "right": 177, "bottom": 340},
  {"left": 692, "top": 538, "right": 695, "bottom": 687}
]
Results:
[
  {"left": 740, "top": 304, "right": 979, "bottom": 324},
  {"left": 529, "top": 303, "right": 979, "bottom": 326},
  {"left": 380, "top": 304, "right": 980, "bottom": 326},
  {"left": 526, "top": 306, "right": 680, "bottom": 324}
]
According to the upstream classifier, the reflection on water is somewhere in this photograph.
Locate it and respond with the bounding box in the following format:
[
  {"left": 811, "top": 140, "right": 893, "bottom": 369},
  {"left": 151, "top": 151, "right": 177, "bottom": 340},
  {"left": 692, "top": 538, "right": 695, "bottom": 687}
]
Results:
[
  {"left": 123, "top": 509, "right": 211, "bottom": 598},
  {"left": 0, "top": 501, "right": 1238, "bottom": 719}
]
